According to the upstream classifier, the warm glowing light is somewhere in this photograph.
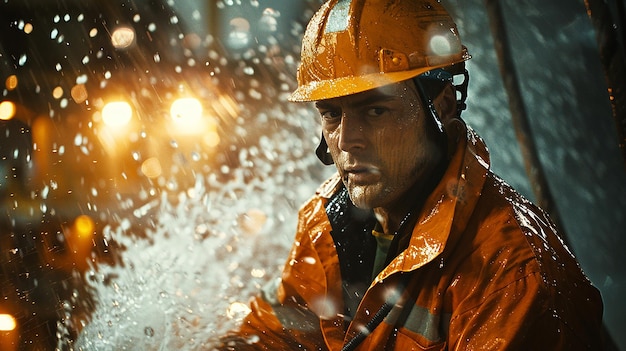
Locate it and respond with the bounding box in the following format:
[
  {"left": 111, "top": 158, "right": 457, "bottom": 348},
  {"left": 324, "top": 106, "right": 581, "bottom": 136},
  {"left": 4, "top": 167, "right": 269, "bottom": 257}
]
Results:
[
  {"left": 141, "top": 157, "right": 162, "bottom": 179},
  {"left": 5, "top": 75, "right": 18, "bottom": 90},
  {"left": 226, "top": 302, "right": 251, "bottom": 320},
  {"left": 171, "top": 97, "right": 202, "bottom": 121},
  {"left": 0, "top": 314, "right": 17, "bottom": 331},
  {"left": 23, "top": 22, "right": 33, "bottom": 34},
  {"left": 203, "top": 130, "right": 220, "bottom": 147},
  {"left": 0, "top": 101, "right": 16, "bottom": 121},
  {"left": 52, "top": 86, "right": 64, "bottom": 99},
  {"left": 111, "top": 26, "right": 136, "bottom": 49},
  {"left": 71, "top": 84, "right": 88, "bottom": 104},
  {"left": 74, "top": 215, "right": 95, "bottom": 238},
  {"left": 102, "top": 101, "right": 132, "bottom": 127},
  {"left": 170, "top": 97, "right": 203, "bottom": 133},
  {"left": 216, "top": 94, "right": 239, "bottom": 119}
]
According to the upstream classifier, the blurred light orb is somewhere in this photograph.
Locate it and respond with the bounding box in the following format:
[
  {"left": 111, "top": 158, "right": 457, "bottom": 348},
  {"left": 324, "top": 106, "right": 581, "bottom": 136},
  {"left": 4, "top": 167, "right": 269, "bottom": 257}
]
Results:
[
  {"left": 310, "top": 296, "right": 339, "bottom": 320},
  {"left": 227, "top": 17, "right": 251, "bottom": 49},
  {"left": 5, "top": 75, "right": 18, "bottom": 90},
  {"left": 0, "top": 313, "right": 17, "bottom": 331},
  {"left": 141, "top": 157, "right": 163, "bottom": 179},
  {"left": 182, "top": 33, "right": 202, "bottom": 50},
  {"left": 52, "top": 86, "right": 64, "bottom": 99},
  {"left": 203, "top": 130, "right": 221, "bottom": 147},
  {"left": 0, "top": 101, "right": 16, "bottom": 121},
  {"left": 23, "top": 22, "right": 33, "bottom": 34},
  {"left": 171, "top": 97, "right": 203, "bottom": 133},
  {"left": 102, "top": 101, "right": 132, "bottom": 127},
  {"left": 71, "top": 84, "right": 88, "bottom": 104},
  {"left": 74, "top": 215, "right": 95, "bottom": 238},
  {"left": 429, "top": 34, "right": 452, "bottom": 56},
  {"left": 259, "top": 8, "right": 279, "bottom": 32},
  {"left": 251, "top": 268, "right": 266, "bottom": 278},
  {"left": 111, "top": 26, "right": 136, "bottom": 49},
  {"left": 238, "top": 208, "right": 267, "bottom": 235},
  {"left": 171, "top": 97, "right": 202, "bottom": 121},
  {"left": 226, "top": 302, "right": 251, "bottom": 321}
]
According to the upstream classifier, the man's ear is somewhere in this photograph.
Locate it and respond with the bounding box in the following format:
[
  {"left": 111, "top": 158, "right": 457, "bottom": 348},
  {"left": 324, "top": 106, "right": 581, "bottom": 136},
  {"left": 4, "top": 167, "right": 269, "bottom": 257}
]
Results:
[{"left": 433, "top": 84, "right": 458, "bottom": 125}]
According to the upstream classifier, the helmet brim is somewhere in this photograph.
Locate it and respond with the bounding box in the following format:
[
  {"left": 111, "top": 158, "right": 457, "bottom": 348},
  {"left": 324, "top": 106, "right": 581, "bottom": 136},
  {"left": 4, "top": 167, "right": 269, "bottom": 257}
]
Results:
[{"left": 288, "top": 67, "right": 430, "bottom": 103}]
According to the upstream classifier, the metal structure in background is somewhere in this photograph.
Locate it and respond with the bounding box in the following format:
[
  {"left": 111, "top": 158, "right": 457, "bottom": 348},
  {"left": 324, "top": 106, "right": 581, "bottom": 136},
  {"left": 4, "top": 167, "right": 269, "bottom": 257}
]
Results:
[
  {"left": 484, "top": 0, "right": 621, "bottom": 349},
  {"left": 483, "top": 0, "right": 566, "bottom": 238},
  {"left": 584, "top": 0, "right": 626, "bottom": 169}
]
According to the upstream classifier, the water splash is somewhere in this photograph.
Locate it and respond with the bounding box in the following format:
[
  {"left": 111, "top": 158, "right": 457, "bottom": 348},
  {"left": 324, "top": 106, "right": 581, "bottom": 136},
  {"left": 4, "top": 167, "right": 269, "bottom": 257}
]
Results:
[{"left": 61, "top": 104, "right": 328, "bottom": 350}]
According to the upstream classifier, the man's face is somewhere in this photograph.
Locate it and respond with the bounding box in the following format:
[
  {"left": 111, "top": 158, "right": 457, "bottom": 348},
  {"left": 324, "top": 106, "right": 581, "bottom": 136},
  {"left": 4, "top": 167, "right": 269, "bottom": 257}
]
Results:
[{"left": 315, "top": 80, "right": 443, "bottom": 211}]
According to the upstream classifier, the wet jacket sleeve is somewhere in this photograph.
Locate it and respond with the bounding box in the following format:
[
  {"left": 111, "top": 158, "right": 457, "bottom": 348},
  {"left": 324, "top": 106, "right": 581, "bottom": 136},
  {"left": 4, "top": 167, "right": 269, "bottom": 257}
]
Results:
[
  {"left": 218, "top": 293, "right": 324, "bottom": 350},
  {"left": 447, "top": 271, "right": 603, "bottom": 350},
  {"left": 217, "top": 201, "right": 330, "bottom": 351}
]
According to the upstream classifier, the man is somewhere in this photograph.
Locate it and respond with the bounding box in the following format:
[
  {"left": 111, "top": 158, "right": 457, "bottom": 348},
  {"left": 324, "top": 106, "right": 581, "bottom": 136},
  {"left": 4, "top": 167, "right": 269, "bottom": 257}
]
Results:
[{"left": 219, "top": 0, "right": 604, "bottom": 349}]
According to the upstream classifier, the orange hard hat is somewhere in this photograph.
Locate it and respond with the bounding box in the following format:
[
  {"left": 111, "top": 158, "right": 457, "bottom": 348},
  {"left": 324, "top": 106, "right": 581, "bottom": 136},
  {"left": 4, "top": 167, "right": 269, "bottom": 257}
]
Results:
[{"left": 289, "top": 0, "right": 470, "bottom": 102}]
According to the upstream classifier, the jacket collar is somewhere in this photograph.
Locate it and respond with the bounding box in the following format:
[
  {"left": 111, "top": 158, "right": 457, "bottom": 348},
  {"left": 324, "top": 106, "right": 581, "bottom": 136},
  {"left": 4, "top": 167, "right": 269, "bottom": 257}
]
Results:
[
  {"left": 316, "top": 171, "right": 343, "bottom": 199},
  {"left": 314, "top": 120, "right": 490, "bottom": 282},
  {"left": 374, "top": 119, "right": 490, "bottom": 282}
]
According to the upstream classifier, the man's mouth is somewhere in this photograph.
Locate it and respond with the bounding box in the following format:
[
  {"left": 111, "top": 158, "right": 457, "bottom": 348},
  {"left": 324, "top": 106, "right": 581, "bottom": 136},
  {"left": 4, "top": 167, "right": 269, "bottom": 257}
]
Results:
[{"left": 343, "top": 165, "right": 380, "bottom": 184}]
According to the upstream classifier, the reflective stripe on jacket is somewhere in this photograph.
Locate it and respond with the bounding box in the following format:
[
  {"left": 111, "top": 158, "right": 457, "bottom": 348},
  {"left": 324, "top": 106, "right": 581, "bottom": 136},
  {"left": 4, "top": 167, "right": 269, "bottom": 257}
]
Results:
[{"left": 222, "top": 120, "right": 603, "bottom": 350}]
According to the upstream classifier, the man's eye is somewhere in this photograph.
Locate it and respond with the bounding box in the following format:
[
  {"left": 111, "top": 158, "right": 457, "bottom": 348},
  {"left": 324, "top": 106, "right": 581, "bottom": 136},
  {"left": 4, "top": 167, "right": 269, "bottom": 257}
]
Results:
[
  {"left": 320, "top": 110, "right": 341, "bottom": 120},
  {"left": 367, "top": 107, "right": 387, "bottom": 117}
]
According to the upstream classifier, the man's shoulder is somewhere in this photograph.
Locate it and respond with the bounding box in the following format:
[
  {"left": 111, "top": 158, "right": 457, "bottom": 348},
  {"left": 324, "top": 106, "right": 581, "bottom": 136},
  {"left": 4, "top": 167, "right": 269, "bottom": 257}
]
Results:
[
  {"left": 474, "top": 172, "right": 551, "bottom": 241},
  {"left": 472, "top": 172, "right": 588, "bottom": 283}
]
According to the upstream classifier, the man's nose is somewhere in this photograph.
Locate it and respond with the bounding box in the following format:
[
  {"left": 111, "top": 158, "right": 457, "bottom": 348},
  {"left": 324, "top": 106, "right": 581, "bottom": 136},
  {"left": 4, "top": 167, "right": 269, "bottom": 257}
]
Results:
[{"left": 337, "top": 114, "right": 366, "bottom": 152}]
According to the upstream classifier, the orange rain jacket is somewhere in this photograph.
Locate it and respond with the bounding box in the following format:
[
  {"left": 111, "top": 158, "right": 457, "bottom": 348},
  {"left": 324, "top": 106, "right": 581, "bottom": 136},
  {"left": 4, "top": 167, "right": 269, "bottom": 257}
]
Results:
[{"left": 220, "top": 120, "right": 604, "bottom": 350}]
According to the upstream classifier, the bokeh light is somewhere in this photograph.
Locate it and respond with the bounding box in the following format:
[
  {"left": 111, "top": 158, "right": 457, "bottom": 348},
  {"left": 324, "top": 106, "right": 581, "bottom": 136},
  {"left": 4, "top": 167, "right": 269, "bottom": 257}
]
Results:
[
  {"left": 102, "top": 101, "right": 132, "bottom": 127},
  {"left": 5, "top": 75, "right": 18, "bottom": 90},
  {"left": 111, "top": 26, "right": 136, "bottom": 49},
  {"left": 227, "top": 17, "right": 251, "bottom": 49},
  {"left": 170, "top": 98, "right": 202, "bottom": 124},
  {"left": 140, "top": 157, "right": 163, "bottom": 179},
  {"left": 0, "top": 101, "right": 16, "bottom": 120},
  {"left": 429, "top": 34, "right": 452, "bottom": 56},
  {"left": 73, "top": 215, "right": 95, "bottom": 239},
  {"left": 0, "top": 314, "right": 17, "bottom": 331},
  {"left": 70, "top": 84, "right": 88, "bottom": 104},
  {"left": 52, "top": 86, "right": 64, "bottom": 99}
]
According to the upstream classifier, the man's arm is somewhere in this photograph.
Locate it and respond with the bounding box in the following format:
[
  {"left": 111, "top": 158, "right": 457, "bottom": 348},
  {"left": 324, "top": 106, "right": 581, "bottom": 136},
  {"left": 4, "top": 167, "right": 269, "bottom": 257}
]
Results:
[
  {"left": 218, "top": 292, "right": 323, "bottom": 350},
  {"left": 217, "top": 198, "right": 334, "bottom": 350},
  {"left": 447, "top": 271, "right": 603, "bottom": 350}
]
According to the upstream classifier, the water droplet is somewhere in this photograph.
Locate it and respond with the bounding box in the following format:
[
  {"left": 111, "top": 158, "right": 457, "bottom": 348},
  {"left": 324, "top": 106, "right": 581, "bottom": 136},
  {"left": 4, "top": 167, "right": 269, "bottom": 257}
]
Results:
[{"left": 144, "top": 326, "right": 154, "bottom": 337}]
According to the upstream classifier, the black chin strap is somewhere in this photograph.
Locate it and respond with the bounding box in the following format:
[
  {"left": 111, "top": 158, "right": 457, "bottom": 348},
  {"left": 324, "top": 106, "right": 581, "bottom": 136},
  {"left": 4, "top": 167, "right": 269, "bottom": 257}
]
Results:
[
  {"left": 413, "top": 76, "right": 449, "bottom": 159},
  {"left": 315, "top": 135, "right": 334, "bottom": 165}
]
